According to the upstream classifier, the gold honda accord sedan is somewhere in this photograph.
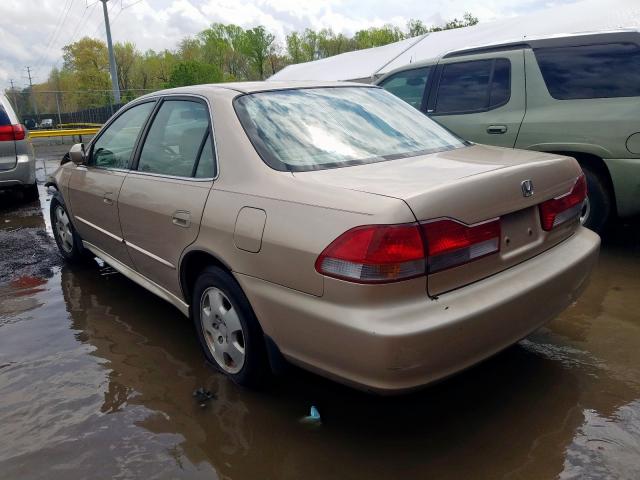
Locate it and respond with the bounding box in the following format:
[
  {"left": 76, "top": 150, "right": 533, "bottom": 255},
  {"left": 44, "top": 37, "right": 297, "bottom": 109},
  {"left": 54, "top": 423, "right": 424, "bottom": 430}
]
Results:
[{"left": 48, "top": 82, "right": 600, "bottom": 393}]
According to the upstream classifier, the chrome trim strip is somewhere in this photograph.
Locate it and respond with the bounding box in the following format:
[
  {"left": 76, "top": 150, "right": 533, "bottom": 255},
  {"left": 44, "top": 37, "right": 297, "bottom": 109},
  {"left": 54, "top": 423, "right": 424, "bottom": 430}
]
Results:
[
  {"left": 82, "top": 241, "right": 189, "bottom": 316},
  {"left": 75, "top": 216, "right": 123, "bottom": 242},
  {"left": 125, "top": 170, "right": 214, "bottom": 182},
  {"left": 125, "top": 240, "right": 176, "bottom": 269}
]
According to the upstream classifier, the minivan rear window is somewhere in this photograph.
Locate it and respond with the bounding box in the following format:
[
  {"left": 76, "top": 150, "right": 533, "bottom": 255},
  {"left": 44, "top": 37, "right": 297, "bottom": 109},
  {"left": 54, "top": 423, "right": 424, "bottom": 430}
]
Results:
[
  {"left": 234, "top": 87, "right": 465, "bottom": 172},
  {"left": 0, "top": 106, "right": 11, "bottom": 126},
  {"left": 534, "top": 42, "right": 640, "bottom": 99}
]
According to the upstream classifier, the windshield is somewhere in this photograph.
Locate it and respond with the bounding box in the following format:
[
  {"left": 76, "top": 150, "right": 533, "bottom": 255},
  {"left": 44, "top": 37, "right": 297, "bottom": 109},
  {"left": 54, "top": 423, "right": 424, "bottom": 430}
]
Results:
[{"left": 234, "top": 87, "right": 466, "bottom": 171}]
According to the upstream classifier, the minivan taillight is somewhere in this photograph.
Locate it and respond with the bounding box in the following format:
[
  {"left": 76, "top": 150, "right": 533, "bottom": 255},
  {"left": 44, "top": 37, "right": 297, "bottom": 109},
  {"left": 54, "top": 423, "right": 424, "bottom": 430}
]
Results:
[
  {"left": 0, "top": 124, "right": 26, "bottom": 142},
  {"left": 315, "top": 224, "right": 425, "bottom": 283},
  {"left": 539, "top": 174, "right": 587, "bottom": 231},
  {"left": 421, "top": 218, "right": 501, "bottom": 273},
  {"left": 315, "top": 218, "right": 502, "bottom": 283}
]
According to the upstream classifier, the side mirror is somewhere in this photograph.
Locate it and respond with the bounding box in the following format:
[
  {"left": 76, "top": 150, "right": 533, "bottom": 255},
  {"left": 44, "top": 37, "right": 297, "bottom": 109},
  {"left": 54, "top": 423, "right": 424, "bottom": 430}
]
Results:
[{"left": 69, "top": 143, "right": 86, "bottom": 165}]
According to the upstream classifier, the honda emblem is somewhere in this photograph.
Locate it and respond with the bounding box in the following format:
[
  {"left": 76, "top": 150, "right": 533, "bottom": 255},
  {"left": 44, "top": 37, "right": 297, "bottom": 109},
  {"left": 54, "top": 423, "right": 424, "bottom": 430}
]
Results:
[{"left": 521, "top": 180, "right": 534, "bottom": 197}]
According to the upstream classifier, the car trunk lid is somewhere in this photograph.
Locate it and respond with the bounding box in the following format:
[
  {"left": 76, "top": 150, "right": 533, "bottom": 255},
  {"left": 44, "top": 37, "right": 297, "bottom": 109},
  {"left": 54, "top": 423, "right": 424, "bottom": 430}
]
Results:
[{"left": 293, "top": 144, "right": 584, "bottom": 295}]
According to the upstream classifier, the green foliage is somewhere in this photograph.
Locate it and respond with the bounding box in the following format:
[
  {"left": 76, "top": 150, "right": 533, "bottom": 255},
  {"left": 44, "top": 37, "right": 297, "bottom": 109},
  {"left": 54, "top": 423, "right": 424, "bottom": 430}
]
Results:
[
  {"left": 166, "top": 60, "right": 223, "bottom": 87},
  {"left": 21, "top": 13, "right": 479, "bottom": 112},
  {"left": 354, "top": 25, "right": 405, "bottom": 49}
]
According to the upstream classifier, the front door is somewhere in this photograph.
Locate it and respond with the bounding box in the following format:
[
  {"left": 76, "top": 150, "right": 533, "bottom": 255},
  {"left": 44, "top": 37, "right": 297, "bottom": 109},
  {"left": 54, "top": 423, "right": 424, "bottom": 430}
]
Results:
[
  {"left": 67, "top": 101, "right": 156, "bottom": 265},
  {"left": 427, "top": 50, "right": 526, "bottom": 148},
  {"left": 117, "top": 97, "right": 216, "bottom": 297}
]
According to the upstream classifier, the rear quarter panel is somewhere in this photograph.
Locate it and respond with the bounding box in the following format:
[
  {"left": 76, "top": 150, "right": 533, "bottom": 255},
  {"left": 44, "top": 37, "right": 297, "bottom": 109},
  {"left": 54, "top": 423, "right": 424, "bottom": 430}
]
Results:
[
  {"left": 517, "top": 49, "right": 640, "bottom": 160},
  {"left": 185, "top": 89, "right": 416, "bottom": 299}
]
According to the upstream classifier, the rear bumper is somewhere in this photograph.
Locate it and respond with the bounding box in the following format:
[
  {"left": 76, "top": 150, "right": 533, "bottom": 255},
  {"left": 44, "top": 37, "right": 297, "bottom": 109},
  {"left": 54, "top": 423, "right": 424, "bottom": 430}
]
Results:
[
  {"left": 0, "top": 154, "right": 36, "bottom": 188},
  {"left": 238, "top": 227, "right": 600, "bottom": 394}
]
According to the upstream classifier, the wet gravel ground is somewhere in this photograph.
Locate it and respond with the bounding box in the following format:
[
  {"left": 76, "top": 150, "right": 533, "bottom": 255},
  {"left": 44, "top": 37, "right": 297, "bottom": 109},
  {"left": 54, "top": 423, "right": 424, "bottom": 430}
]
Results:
[{"left": 0, "top": 140, "right": 639, "bottom": 479}]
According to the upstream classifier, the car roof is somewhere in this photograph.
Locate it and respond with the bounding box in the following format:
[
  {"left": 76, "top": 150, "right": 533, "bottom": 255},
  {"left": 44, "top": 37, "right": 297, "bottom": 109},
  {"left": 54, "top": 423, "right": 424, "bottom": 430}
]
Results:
[
  {"left": 375, "top": 29, "right": 640, "bottom": 83},
  {"left": 137, "top": 80, "right": 376, "bottom": 100}
]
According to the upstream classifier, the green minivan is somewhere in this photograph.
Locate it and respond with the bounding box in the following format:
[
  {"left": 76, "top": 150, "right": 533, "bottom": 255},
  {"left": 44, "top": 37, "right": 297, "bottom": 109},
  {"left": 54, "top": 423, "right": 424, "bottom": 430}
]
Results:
[{"left": 376, "top": 30, "right": 640, "bottom": 232}]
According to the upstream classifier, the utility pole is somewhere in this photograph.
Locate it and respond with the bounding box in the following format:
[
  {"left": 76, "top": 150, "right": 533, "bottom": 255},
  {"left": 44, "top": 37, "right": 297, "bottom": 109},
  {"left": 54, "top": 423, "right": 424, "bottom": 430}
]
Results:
[
  {"left": 25, "top": 66, "right": 39, "bottom": 120},
  {"left": 100, "top": 0, "right": 121, "bottom": 104},
  {"left": 8, "top": 79, "right": 19, "bottom": 116}
]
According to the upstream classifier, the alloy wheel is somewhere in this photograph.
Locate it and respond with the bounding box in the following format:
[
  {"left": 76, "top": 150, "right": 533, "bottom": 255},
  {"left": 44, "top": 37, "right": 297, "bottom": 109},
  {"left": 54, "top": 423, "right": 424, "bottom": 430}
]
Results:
[
  {"left": 580, "top": 197, "right": 591, "bottom": 226},
  {"left": 200, "top": 287, "right": 246, "bottom": 374},
  {"left": 54, "top": 205, "right": 74, "bottom": 253}
]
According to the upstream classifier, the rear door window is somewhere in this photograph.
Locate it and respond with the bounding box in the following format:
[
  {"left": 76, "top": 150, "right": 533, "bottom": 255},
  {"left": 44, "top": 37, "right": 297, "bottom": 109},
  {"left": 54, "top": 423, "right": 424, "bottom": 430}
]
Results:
[
  {"left": 534, "top": 42, "right": 640, "bottom": 99},
  {"left": 378, "top": 67, "right": 431, "bottom": 109},
  {"left": 434, "top": 58, "right": 511, "bottom": 114},
  {"left": 138, "top": 100, "right": 210, "bottom": 177}
]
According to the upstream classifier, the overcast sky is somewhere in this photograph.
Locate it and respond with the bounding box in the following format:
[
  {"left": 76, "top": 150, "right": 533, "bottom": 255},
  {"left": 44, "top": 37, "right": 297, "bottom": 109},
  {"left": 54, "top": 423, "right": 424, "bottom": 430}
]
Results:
[{"left": 0, "top": 0, "right": 576, "bottom": 89}]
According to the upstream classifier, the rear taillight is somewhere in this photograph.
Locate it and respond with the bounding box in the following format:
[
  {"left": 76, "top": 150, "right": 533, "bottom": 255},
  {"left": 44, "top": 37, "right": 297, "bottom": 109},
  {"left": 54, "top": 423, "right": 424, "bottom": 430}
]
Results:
[
  {"left": 315, "top": 218, "right": 502, "bottom": 283},
  {"left": 539, "top": 174, "right": 587, "bottom": 231},
  {"left": 0, "top": 124, "right": 26, "bottom": 142},
  {"left": 421, "top": 218, "right": 501, "bottom": 273},
  {"left": 315, "top": 224, "right": 425, "bottom": 283}
]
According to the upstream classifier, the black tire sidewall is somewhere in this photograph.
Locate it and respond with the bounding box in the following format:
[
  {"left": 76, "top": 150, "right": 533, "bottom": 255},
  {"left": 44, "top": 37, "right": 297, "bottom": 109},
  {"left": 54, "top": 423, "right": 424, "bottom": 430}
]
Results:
[
  {"left": 24, "top": 182, "right": 39, "bottom": 202},
  {"left": 192, "top": 266, "right": 269, "bottom": 387},
  {"left": 581, "top": 166, "right": 611, "bottom": 233}
]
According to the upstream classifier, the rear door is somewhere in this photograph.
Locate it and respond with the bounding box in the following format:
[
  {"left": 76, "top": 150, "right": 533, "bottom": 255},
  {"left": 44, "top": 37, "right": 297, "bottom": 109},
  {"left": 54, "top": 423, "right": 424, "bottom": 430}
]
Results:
[
  {"left": 426, "top": 50, "right": 526, "bottom": 147},
  {"left": 67, "top": 100, "right": 156, "bottom": 266},
  {"left": 117, "top": 96, "right": 215, "bottom": 297}
]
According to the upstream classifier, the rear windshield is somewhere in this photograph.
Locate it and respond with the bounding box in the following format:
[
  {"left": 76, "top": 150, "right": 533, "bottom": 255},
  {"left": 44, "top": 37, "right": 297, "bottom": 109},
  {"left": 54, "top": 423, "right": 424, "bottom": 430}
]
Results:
[{"left": 234, "top": 87, "right": 465, "bottom": 171}]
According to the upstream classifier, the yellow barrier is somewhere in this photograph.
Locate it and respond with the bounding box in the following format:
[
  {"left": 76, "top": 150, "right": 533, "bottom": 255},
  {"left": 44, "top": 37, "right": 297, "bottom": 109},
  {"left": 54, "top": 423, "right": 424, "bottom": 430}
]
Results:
[
  {"left": 29, "top": 128, "right": 100, "bottom": 138},
  {"left": 58, "top": 122, "right": 103, "bottom": 128}
]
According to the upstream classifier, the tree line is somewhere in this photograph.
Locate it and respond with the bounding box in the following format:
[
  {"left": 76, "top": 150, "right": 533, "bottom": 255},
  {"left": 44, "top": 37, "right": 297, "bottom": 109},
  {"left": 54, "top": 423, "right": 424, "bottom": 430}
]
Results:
[{"left": 7, "top": 14, "right": 478, "bottom": 117}]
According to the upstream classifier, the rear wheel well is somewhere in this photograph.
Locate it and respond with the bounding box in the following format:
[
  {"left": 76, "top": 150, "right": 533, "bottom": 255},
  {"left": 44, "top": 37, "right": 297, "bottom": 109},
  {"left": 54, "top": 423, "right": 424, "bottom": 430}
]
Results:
[
  {"left": 550, "top": 151, "right": 616, "bottom": 215},
  {"left": 180, "top": 251, "right": 232, "bottom": 308}
]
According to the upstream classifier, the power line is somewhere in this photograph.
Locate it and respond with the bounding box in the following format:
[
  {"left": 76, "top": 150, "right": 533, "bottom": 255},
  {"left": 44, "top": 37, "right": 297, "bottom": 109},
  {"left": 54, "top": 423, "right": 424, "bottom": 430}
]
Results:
[
  {"left": 34, "top": 0, "right": 76, "bottom": 75},
  {"left": 33, "top": 0, "right": 73, "bottom": 71}
]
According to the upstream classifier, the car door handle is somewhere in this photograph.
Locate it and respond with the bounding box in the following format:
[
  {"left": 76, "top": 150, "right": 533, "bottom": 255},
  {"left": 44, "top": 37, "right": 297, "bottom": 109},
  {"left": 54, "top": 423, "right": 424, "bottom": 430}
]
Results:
[
  {"left": 172, "top": 210, "right": 191, "bottom": 228},
  {"left": 487, "top": 125, "right": 508, "bottom": 134},
  {"left": 103, "top": 192, "right": 114, "bottom": 206}
]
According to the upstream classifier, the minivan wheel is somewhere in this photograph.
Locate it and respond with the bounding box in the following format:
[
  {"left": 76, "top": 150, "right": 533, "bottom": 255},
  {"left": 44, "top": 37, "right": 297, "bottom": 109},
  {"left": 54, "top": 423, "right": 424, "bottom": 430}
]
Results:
[
  {"left": 50, "top": 199, "right": 88, "bottom": 263},
  {"left": 192, "top": 266, "right": 270, "bottom": 387},
  {"left": 580, "top": 165, "right": 611, "bottom": 233}
]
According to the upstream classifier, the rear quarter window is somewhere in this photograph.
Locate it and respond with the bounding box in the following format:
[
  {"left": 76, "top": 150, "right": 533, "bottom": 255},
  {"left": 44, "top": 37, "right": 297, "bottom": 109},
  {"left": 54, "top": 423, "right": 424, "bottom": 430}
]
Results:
[{"left": 534, "top": 42, "right": 640, "bottom": 99}]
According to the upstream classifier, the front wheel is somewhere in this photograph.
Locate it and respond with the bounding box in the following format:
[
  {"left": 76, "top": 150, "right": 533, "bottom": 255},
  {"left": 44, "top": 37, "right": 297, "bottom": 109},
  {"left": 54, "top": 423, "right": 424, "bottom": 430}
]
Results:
[
  {"left": 50, "top": 198, "right": 88, "bottom": 263},
  {"left": 192, "top": 266, "right": 270, "bottom": 387},
  {"left": 580, "top": 165, "right": 612, "bottom": 233}
]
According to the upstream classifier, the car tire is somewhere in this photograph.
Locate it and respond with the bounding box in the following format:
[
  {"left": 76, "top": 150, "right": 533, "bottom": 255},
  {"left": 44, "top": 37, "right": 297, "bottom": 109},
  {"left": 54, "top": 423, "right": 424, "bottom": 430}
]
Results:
[
  {"left": 23, "top": 182, "right": 39, "bottom": 202},
  {"left": 580, "top": 165, "right": 611, "bottom": 233},
  {"left": 192, "top": 266, "right": 270, "bottom": 388},
  {"left": 50, "top": 198, "right": 90, "bottom": 263}
]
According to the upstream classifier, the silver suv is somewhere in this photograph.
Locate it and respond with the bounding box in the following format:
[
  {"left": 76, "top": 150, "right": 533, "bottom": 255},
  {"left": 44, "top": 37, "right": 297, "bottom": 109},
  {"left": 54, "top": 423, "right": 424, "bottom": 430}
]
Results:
[{"left": 0, "top": 94, "right": 37, "bottom": 200}]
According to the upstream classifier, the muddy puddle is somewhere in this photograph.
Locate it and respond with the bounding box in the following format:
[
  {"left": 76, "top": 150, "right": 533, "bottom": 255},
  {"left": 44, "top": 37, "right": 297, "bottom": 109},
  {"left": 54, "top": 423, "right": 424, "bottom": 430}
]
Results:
[{"left": 0, "top": 144, "right": 639, "bottom": 479}]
